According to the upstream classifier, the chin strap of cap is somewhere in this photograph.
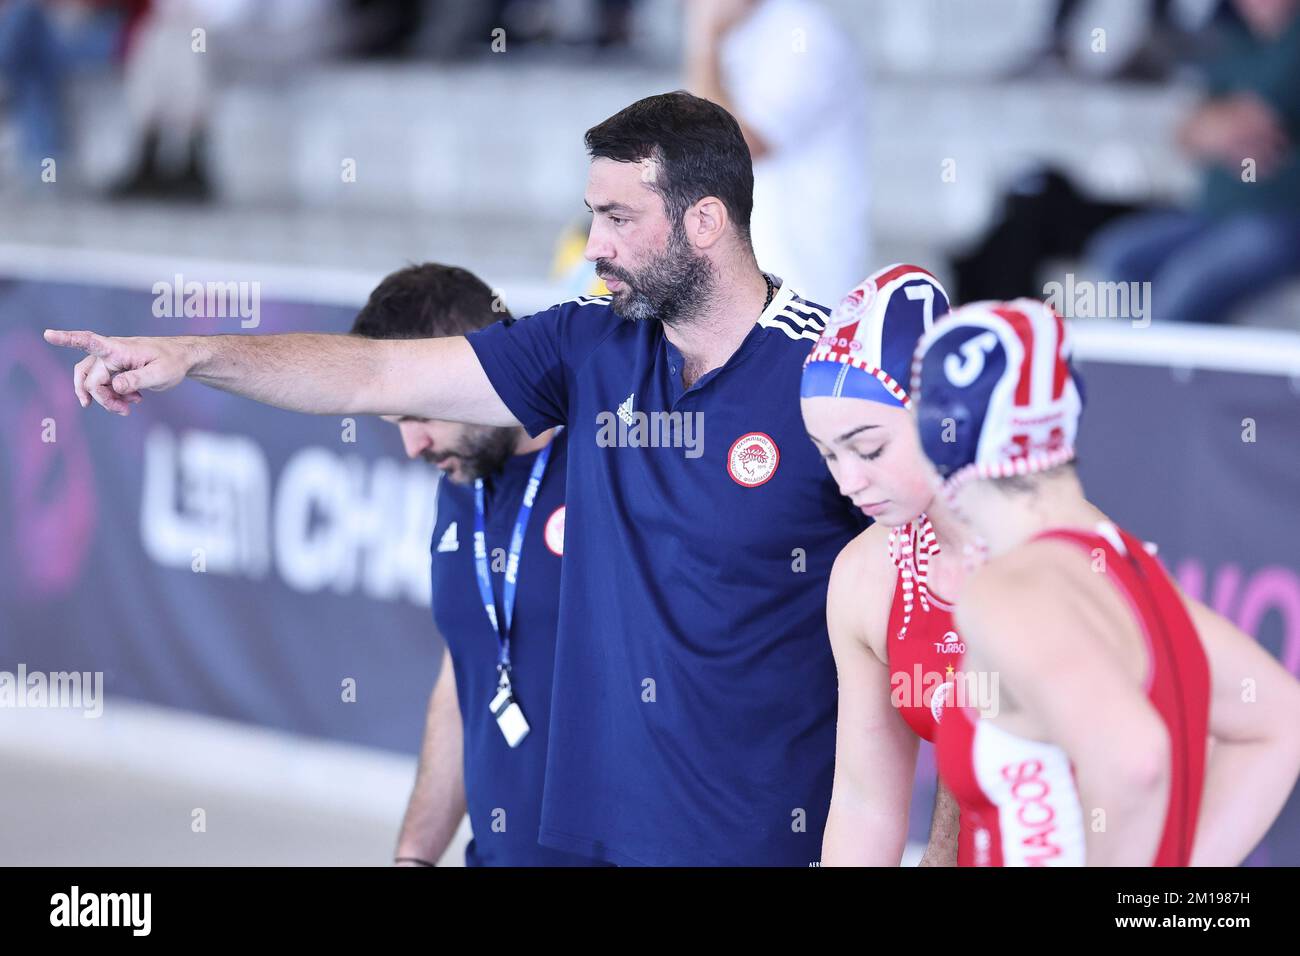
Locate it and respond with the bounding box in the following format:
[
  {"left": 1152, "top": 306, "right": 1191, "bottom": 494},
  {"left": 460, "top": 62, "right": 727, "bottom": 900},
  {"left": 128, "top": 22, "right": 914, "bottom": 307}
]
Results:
[{"left": 887, "top": 514, "right": 939, "bottom": 641}]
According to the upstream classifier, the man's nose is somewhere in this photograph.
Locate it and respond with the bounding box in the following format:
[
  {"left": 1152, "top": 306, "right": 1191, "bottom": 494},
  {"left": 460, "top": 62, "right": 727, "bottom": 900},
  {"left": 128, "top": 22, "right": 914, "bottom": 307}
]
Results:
[
  {"left": 399, "top": 425, "right": 429, "bottom": 460},
  {"left": 584, "top": 223, "right": 612, "bottom": 263}
]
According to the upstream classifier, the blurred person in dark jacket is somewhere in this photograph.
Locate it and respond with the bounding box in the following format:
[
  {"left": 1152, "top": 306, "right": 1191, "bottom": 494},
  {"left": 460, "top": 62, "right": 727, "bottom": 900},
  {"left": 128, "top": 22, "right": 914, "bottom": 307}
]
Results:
[{"left": 1085, "top": 0, "right": 1300, "bottom": 324}]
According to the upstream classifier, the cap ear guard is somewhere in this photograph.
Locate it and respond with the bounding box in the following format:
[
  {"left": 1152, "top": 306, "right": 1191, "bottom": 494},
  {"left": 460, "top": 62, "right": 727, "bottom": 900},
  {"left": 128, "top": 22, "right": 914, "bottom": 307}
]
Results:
[
  {"left": 914, "top": 323, "right": 1009, "bottom": 478},
  {"left": 912, "top": 298, "right": 1085, "bottom": 493}
]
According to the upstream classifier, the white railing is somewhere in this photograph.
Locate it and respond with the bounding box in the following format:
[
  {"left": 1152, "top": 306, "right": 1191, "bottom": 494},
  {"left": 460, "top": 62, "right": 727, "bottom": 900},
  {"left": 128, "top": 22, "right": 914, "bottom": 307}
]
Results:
[{"left": 4, "top": 243, "right": 1297, "bottom": 379}]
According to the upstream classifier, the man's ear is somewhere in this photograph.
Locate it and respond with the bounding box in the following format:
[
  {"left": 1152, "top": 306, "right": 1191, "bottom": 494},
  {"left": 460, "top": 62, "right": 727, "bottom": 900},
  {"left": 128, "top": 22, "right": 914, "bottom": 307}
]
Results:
[{"left": 685, "top": 196, "right": 729, "bottom": 250}]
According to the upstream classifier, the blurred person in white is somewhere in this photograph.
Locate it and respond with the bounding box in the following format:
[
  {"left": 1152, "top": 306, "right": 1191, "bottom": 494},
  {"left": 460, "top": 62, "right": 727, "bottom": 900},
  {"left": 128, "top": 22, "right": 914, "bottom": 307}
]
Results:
[
  {"left": 109, "top": 0, "right": 353, "bottom": 200},
  {"left": 685, "top": 0, "right": 869, "bottom": 305}
]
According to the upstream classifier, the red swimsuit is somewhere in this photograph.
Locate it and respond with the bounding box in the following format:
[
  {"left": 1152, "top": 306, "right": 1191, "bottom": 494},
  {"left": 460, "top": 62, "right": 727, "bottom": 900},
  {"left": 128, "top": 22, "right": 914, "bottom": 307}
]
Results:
[
  {"left": 885, "top": 518, "right": 973, "bottom": 865},
  {"left": 935, "top": 523, "right": 1210, "bottom": 866}
]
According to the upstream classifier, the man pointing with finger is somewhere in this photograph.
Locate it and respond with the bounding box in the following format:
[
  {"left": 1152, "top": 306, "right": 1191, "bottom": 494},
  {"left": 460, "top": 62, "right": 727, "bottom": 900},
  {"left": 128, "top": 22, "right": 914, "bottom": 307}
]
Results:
[{"left": 47, "top": 91, "right": 867, "bottom": 866}]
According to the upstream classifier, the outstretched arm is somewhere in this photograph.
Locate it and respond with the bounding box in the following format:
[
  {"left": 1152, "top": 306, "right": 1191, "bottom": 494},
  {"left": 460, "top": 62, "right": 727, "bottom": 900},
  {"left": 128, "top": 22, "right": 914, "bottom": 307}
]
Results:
[{"left": 43, "top": 329, "right": 518, "bottom": 426}]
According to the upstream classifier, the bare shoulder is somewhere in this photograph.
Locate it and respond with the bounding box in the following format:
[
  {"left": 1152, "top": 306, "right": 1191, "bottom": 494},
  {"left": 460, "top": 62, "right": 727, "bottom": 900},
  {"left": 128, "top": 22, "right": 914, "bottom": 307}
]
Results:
[
  {"left": 958, "top": 537, "right": 1135, "bottom": 661},
  {"left": 828, "top": 522, "right": 898, "bottom": 661},
  {"left": 962, "top": 540, "right": 1070, "bottom": 598},
  {"left": 831, "top": 522, "right": 893, "bottom": 579}
]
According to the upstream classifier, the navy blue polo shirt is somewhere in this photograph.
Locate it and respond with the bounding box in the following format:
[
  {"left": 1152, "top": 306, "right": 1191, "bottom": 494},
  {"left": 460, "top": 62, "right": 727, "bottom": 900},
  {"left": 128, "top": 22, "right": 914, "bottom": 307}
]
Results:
[
  {"left": 467, "top": 282, "right": 867, "bottom": 866},
  {"left": 430, "top": 428, "right": 596, "bottom": 867}
]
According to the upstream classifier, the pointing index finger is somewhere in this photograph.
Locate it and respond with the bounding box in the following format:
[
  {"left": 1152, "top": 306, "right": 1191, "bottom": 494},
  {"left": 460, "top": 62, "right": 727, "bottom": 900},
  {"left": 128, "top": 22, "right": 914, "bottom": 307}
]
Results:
[{"left": 44, "top": 329, "right": 111, "bottom": 358}]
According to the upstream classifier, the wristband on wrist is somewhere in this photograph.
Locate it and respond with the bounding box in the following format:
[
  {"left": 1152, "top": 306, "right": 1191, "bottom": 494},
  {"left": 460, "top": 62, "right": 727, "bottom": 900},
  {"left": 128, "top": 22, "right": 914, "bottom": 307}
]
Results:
[{"left": 394, "top": 856, "right": 436, "bottom": 867}]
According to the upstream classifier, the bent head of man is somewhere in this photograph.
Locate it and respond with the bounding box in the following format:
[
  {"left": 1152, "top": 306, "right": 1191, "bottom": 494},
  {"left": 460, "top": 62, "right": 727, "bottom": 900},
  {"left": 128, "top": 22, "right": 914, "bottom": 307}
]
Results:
[
  {"left": 801, "top": 265, "right": 951, "bottom": 527},
  {"left": 582, "top": 91, "right": 756, "bottom": 326},
  {"left": 352, "top": 263, "right": 521, "bottom": 485}
]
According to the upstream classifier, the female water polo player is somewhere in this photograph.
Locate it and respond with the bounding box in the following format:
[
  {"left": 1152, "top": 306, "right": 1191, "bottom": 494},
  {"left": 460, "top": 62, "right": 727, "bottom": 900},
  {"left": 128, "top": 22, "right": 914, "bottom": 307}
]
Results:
[
  {"left": 912, "top": 298, "right": 1300, "bottom": 866},
  {"left": 802, "top": 263, "right": 978, "bottom": 866}
]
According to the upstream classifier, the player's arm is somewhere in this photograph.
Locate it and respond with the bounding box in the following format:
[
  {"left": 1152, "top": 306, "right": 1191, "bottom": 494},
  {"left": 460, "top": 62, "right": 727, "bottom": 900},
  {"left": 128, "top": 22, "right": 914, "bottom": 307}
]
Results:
[
  {"left": 43, "top": 329, "right": 518, "bottom": 425},
  {"left": 958, "top": 552, "right": 1173, "bottom": 866},
  {"left": 394, "top": 648, "right": 467, "bottom": 866},
  {"left": 683, "top": 0, "right": 772, "bottom": 160},
  {"left": 1182, "top": 598, "right": 1300, "bottom": 866},
  {"left": 917, "top": 779, "right": 961, "bottom": 867},
  {"left": 821, "top": 531, "right": 921, "bottom": 866}
]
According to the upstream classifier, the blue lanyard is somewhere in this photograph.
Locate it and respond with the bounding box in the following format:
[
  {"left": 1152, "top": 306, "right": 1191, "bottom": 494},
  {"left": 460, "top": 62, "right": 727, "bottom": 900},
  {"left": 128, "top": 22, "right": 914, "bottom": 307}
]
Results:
[{"left": 472, "top": 433, "right": 557, "bottom": 674}]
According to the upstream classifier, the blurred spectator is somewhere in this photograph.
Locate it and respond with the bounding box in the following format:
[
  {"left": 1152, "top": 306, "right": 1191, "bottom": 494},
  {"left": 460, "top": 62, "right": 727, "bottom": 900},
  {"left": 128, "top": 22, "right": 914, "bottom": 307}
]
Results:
[
  {"left": 952, "top": 164, "right": 1141, "bottom": 304},
  {"left": 1086, "top": 0, "right": 1300, "bottom": 323},
  {"left": 346, "top": 0, "right": 423, "bottom": 57},
  {"left": 595, "top": 0, "right": 634, "bottom": 48},
  {"left": 0, "top": 0, "right": 140, "bottom": 179},
  {"left": 685, "top": 0, "right": 869, "bottom": 305},
  {"left": 1017, "top": 0, "right": 1199, "bottom": 81},
  {"left": 431, "top": 0, "right": 635, "bottom": 58},
  {"left": 109, "top": 0, "right": 354, "bottom": 201},
  {"left": 110, "top": 0, "right": 213, "bottom": 200}
]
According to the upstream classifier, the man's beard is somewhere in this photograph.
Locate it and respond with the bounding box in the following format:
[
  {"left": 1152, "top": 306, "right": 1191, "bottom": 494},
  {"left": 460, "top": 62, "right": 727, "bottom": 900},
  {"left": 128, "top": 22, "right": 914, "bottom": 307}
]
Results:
[
  {"left": 424, "top": 426, "right": 519, "bottom": 483},
  {"left": 596, "top": 227, "right": 714, "bottom": 326}
]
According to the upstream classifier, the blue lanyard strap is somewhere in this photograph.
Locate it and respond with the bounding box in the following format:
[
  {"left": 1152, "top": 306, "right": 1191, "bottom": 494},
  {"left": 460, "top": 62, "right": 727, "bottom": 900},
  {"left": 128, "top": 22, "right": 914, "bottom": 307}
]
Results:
[{"left": 472, "top": 432, "right": 558, "bottom": 674}]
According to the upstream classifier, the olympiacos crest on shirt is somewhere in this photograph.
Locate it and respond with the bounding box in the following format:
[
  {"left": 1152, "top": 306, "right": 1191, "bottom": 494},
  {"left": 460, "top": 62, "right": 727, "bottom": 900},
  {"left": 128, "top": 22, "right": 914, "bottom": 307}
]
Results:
[
  {"left": 727, "top": 432, "right": 780, "bottom": 487},
  {"left": 544, "top": 505, "right": 565, "bottom": 556}
]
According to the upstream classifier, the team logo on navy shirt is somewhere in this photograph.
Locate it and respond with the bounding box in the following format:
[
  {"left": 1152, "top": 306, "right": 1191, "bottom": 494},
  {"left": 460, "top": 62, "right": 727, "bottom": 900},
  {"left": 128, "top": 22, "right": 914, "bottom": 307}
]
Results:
[
  {"left": 727, "top": 432, "right": 780, "bottom": 488},
  {"left": 544, "top": 505, "right": 565, "bottom": 556}
]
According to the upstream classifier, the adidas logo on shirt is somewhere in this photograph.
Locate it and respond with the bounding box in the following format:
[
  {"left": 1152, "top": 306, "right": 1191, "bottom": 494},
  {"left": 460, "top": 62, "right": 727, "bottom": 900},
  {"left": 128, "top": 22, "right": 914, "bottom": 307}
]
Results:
[
  {"left": 617, "top": 392, "right": 635, "bottom": 426},
  {"left": 437, "top": 522, "right": 459, "bottom": 553}
]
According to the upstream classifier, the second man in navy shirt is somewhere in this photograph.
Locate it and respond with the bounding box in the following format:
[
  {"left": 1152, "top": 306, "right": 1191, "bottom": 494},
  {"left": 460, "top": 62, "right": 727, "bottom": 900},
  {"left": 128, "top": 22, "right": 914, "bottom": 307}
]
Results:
[{"left": 354, "top": 263, "right": 596, "bottom": 867}]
